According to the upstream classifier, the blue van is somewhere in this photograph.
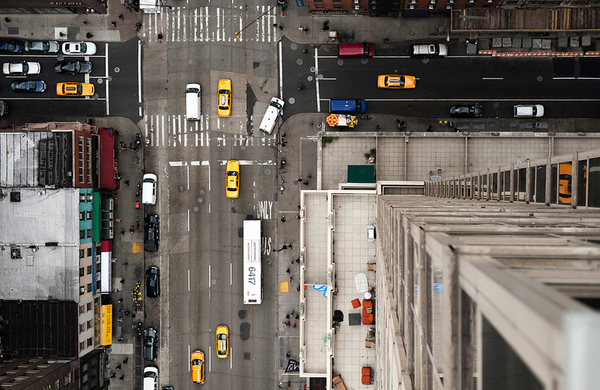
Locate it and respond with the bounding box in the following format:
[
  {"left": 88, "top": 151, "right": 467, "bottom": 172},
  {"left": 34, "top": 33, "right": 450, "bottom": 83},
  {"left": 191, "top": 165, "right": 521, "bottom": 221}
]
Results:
[{"left": 330, "top": 99, "right": 366, "bottom": 113}]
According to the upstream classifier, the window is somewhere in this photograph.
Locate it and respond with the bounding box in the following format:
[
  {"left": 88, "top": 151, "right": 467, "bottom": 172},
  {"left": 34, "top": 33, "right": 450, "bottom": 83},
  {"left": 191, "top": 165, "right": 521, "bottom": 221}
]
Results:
[
  {"left": 87, "top": 265, "right": 92, "bottom": 274},
  {"left": 80, "top": 230, "right": 85, "bottom": 239},
  {"left": 86, "top": 211, "right": 92, "bottom": 220},
  {"left": 315, "top": 3, "right": 324, "bottom": 7},
  {"left": 86, "top": 229, "right": 92, "bottom": 238},
  {"left": 78, "top": 137, "right": 85, "bottom": 183},
  {"left": 79, "top": 267, "right": 84, "bottom": 277},
  {"left": 87, "top": 283, "right": 92, "bottom": 292},
  {"left": 333, "top": 3, "right": 342, "bottom": 7},
  {"left": 87, "top": 302, "right": 92, "bottom": 311},
  {"left": 79, "top": 193, "right": 86, "bottom": 202},
  {"left": 86, "top": 138, "right": 92, "bottom": 183},
  {"left": 80, "top": 304, "right": 85, "bottom": 313},
  {"left": 79, "top": 323, "right": 85, "bottom": 332},
  {"left": 79, "top": 211, "right": 85, "bottom": 221},
  {"left": 79, "top": 250, "right": 85, "bottom": 259},
  {"left": 87, "top": 337, "right": 93, "bottom": 347},
  {"left": 87, "top": 247, "right": 92, "bottom": 257},
  {"left": 87, "top": 320, "right": 92, "bottom": 329},
  {"left": 80, "top": 286, "right": 85, "bottom": 295},
  {"left": 80, "top": 341, "right": 85, "bottom": 351}
]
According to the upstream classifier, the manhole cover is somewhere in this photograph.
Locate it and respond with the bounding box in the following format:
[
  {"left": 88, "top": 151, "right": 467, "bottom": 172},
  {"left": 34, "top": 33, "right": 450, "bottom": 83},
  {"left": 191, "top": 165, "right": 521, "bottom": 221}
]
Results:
[
  {"left": 97, "top": 78, "right": 104, "bottom": 84},
  {"left": 537, "top": 75, "right": 543, "bottom": 82},
  {"left": 244, "top": 352, "right": 251, "bottom": 360},
  {"left": 211, "top": 278, "right": 217, "bottom": 285},
  {"left": 288, "top": 97, "right": 296, "bottom": 104},
  {"left": 361, "top": 58, "right": 369, "bottom": 64},
  {"left": 192, "top": 206, "right": 199, "bottom": 212},
  {"left": 266, "top": 258, "right": 272, "bottom": 264},
  {"left": 337, "top": 59, "right": 344, "bottom": 66},
  {"left": 310, "top": 66, "right": 316, "bottom": 73},
  {"left": 317, "top": 74, "right": 324, "bottom": 79},
  {"left": 265, "top": 168, "right": 271, "bottom": 175},
  {"left": 296, "top": 58, "right": 303, "bottom": 65},
  {"left": 114, "top": 66, "right": 121, "bottom": 73},
  {"left": 188, "top": 59, "right": 193, "bottom": 65},
  {"left": 422, "top": 58, "right": 429, "bottom": 64},
  {"left": 307, "top": 75, "right": 313, "bottom": 81},
  {"left": 259, "top": 53, "right": 267, "bottom": 61},
  {"left": 240, "top": 322, "right": 251, "bottom": 341},
  {"left": 178, "top": 185, "right": 185, "bottom": 192},
  {"left": 291, "top": 43, "right": 298, "bottom": 50},
  {"left": 196, "top": 196, "right": 204, "bottom": 204},
  {"left": 199, "top": 189, "right": 206, "bottom": 195}
]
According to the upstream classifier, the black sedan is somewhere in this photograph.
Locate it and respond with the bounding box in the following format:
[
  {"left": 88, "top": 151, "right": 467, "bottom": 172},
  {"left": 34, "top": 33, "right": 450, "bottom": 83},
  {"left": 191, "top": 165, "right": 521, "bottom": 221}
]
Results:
[
  {"left": 55, "top": 60, "right": 93, "bottom": 75},
  {"left": 449, "top": 104, "right": 483, "bottom": 118},
  {"left": 144, "top": 214, "right": 159, "bottom": 252},
  {"left": 11, "top": 80, "right": 46, "bottom": 93},
  {"left": 145, "top": 266, "right": 160, "bottom": 298},
  {"left": 0, "top": 40, "right": 23, "bottom": 53}
]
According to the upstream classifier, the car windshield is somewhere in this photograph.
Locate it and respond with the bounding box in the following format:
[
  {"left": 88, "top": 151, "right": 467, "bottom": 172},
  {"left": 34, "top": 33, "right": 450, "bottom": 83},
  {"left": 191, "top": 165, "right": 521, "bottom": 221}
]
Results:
[
  {"left": 80, "top": 43, "right": 87, "bottom": 52},
  {"left": 270, "top": 101, "right": 282, "bottom": 109},
  {"left": 227, "top": 171, "right": 237, "bottom": 176},
  {"left": 192, "top": 359, "right": 202, "bottom": 365},
  {"left": 217, "top": 333, "right": 226, "bottom": 340}
]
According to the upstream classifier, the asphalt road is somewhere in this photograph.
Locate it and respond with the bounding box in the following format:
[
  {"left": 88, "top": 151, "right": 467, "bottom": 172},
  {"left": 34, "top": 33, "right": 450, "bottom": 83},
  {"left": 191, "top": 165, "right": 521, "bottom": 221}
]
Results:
[
  {"left": 280, "top": 39, "right": 600, "bottom": 118},
  {"left": 0, "top": 39, "right": 142, "bottom": 124}
]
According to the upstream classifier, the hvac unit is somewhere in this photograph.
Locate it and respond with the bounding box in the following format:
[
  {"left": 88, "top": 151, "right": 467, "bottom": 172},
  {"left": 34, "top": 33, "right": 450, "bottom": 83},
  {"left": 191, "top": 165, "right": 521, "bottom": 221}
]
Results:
[
  {"left": 428, "top": 4, "right": 434, "bottom": 8},
  {"left": 430, "top": 0, "right": 435, "bottom": 3},
  {"left": 446, "top": 4, "right": 451, "bottom": 8},
  {"left": 354, "top": 5, "right": 360, "bottom": 9},
  {"left": 409, "top": 4, "right": 415, "bottom": 9},
  {"left": 353, "top": 0, "right": 359, "bottom": 3}
]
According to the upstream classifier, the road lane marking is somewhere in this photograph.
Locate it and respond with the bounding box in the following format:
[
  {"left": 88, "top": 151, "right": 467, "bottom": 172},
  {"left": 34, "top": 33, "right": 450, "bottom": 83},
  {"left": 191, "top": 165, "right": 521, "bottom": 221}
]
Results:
[
  {"left": 208, "top": 265, "right": 211, "bottom": 288},
  {"left": 315, "top": 47, "right": 321, "bottom": 112},
  {"left": 482, "top": 77, "right": 503, "bottom": 80},
  {"left": 230, "top": 262, "right": 233, "bottom": 285},
  {"left": 188, "top": 345, "right": 191, "bottom": 371},
  {"left": 188, "top": 269, "right": 191, "bottom": 291},
  {"left": 137, "top": 40, "right": 142, "bottom": 117},
  {"left": 279, "top": 40, "right": 284, "bottom": 105}
]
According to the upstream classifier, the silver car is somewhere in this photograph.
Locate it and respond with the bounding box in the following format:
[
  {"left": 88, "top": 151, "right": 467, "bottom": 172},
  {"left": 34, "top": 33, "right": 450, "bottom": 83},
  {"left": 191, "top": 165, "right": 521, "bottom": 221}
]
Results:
[{"left": 24, "top": 40, "right": 59, "bottom": 53}]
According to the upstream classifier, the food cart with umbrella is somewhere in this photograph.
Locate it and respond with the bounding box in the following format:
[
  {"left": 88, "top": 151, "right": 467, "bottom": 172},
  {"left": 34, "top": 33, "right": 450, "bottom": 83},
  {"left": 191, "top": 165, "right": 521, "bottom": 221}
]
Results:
[{"left": 327, "top": 114, "right": 358, "bottom": 128}]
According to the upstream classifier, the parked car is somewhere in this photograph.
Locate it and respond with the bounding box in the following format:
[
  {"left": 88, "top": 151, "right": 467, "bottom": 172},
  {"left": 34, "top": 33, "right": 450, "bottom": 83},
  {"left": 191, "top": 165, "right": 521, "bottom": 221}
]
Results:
[
  {"left": 216, "top": 325, "right": 229, "bottom": 358},
  {"left": 55, "top": 60, "right": 93, "bottom": 74},
  {"left": 449, "top": 104, "right": 483, "bottom": 118},
  {"left": 24, "top": 40, "right": 59, "bottom": 53},
  {"left": 146, "top": 266, "right": 160, "bottom": 298},
  {"left": 226, "top": 160, "right": 240, "bottom": 199},
  {"left": 0, "top": 40, "right": 23, "bottom": 53},
  {"left": 62, "top": 41, "right": 97, "bottom": 55},
  {"left": 377, "top": 74, "right": 416, "bottom": 89},
  {"left": 0, "top": 100, "right": 7, "bottom": 117},
  {"left": 143, "top": 367, "right": 159, "bottom": 389},
  {"left": 11, "top": 80, "right": 46, "bottom": 93},
  {"left": 191, "top": 350, "right": 205, "bottom": 384},
  {"left": 56, "top": 82, "right": 95, "bottom": 96},
  {"left": 412, "top": 43, "right": 448, "bottom": 57},
  {"left": 144, "top": 214, "right": 160, "bottom": 252},
  {"left": 3, "top": 61, "right": 41, "bottom": 76},
  {"left": 559, "top": 162, "right": 572, "bottom": 204},
  {"left": 217, "top": 78, "right": 232, "bottom": 117},
  {"left": 513, "top": 104, "right": 544, "bottom": 118},
  {"left": 143, "top": 328, "right": 158, "bottom": 361}
]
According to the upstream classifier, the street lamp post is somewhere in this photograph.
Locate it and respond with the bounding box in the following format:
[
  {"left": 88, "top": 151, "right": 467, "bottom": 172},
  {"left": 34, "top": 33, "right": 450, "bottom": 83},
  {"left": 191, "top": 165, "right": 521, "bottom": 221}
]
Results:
[{"left": 235, "top": 4, "right": 278, "bottom": 39}]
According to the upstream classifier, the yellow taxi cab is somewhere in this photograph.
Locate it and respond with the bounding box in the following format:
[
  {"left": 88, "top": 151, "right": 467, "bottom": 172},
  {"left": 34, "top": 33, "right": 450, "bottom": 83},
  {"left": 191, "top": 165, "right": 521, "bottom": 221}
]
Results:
[
  {"left": 191, "top": 350, "right": 205, "bottom": 384},
  {"left": 216, "top": 325, "right": 229, "bottom": 358},
  {"left": 56, "top": 82, "right": 95, "bottom": 96},
  {"left": 377, "top": 74, "right": 416, "bottom": 89},
  {"left": 559, "top": 162, "right": 572, "bottom": 204},
  {"left": 225, "top": 160, "right": 240, "bottom": 199},
  {"left": 217, "top": 78, "right": 232, "bottom": 117}
]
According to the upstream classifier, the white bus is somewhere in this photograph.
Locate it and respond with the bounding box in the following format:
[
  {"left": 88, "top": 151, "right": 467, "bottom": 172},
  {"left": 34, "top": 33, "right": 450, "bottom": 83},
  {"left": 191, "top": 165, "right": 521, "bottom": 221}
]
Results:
[{"left": 243, "top": 220, "right": 262, "bottom": 304}]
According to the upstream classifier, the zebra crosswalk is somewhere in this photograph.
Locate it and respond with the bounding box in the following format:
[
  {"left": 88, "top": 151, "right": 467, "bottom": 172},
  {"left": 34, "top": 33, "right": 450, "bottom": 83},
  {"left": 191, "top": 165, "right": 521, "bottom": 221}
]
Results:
[
  {"left": 143, "top": 5, "right": 279, "bottom": 43},
  {"left": 143, "top": 114, "right": 278, "bottom": 148}
]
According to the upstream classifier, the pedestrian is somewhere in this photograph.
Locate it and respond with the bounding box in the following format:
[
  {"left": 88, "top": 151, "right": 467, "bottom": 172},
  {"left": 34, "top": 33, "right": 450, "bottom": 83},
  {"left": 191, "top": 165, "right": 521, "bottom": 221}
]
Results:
[
  {"left": 296, "top": 215, "right": 301, "bottom": 219},
  {"left": 303, "top": 28, "right": 309, "bottom": 33},
  {"left": 383, "top": 37, "right": 389, "bottom": 43},
  {"left": 427, "top": 124, "right": 433, "bottom": 131},
  {"left": 298, "top": 84, "right": 304, "bottom": 91},
  {"left": 111, "top": 373, "right": 116, "bottom": 378},
  {"left": 120, "top": 278, "right": 125, "bottom": 284},
  {"left": 129, "top": 226, "right": 135, "bottom": 233},
  {"left": 281, "top": 216, "right": 286, "bottom": 223},
  {"left": 282, "top": 245, "right": 288, "bottom": 250},
  {"left": 111, "top": 21, "right": 117, "bottom": 27},
  {"left": 118, "top": 317, "right": 123, "bottom": 323},
  {"left": 158, "top": 33, "right": 163, "bottom": 41},
  {"left": 118, "top": 337, "right": 124, "bottom": 341},
  {"left": 123, "top": 357, "right": 128, "bottom": 364},
  {"left": 116, "top": 364, "right": 122, "bottom": 370},
  {"left": 112, "top": 258, "right": 117, "bottom": 263},
  {"left": 122, "top": 262, "right": 128, "bottom": 266},
  {"left": 291, "top": 310, "right": 295, "bottom": 315},
  {"left": 297, "top": 177, "right": 303, "bottom": 183},
  {"left": 279, "top": 25, "right": 284, "bottom": 30},
  {"left": 120, "top": 230, "right": 125, "bottom": 235},
  {"left": 290, "top": 260, "right": 295, "bottom": 264},
  {"left": 125, "top": 310, "right": 130, "bottom": 316},
  {"left": 118, "top": 298, "right": 123, "bottom": 303},
  {"left": 118, "top": 14, "right": 124, "bottom": 19},
  {"left": 288, "top": 244, "right": 293, "bottom": 249},
  {"left": 295, "top": 257, "right": 300, "bottom": 264},
  {"left": 4, "top": 17, "right": 11, "bottom": 23},
  {"left": 116, "top": 218, "right": 121, "bottom": 222},
  {"left": 298, "top": 26, "right": 304, "bottom": 31},
  {"left": 302, "top": 48, "right": 308, "bottom": 53},
  {"left": 296, "top": 285, "right": 300, "bottom": 292},
  {"left": 292, "top": 323, "right": 297, "bottom": 328},
  {"left": 273, "top": 23, "right": 278, "bottom": 28},
  {"left": 307, "top": 175, "right": 312, "bottom": 179},
  {"left": 290, "top": 276, "right": 294, "bottom": 282},
  {"left": 119, "top": 375, "right": 124, "bottom": 380},
  {"left": 59, "top": 32, "right": 66, "bottom": 38},
  {"left": 295, "top": 313, "right": 299, "bottom": 319},
  {"left": 376, "top": 125, "right": 381, "bottom": 130},
  {"left": 286, "top": 321, "right": 291, "bottom": 326},
  {"left": 286, "top": 268, "right": 290, "bottom": 274},
  {"left": 124, "top": 179, "right": 130, "bottom": 186},
  {"left": 286, "top": 352, "right": 291, "bottom": 358},
  {"left": 287, "top": 382, "right": 291, "bottom": 388},
  {"left": 86, "top": 32, "right": 93, "bottom": 39},
  {"left": 303, "top": 181, "right": 309, "bottom": 186},
  {"left": 119, "top": 307, "right": 124, "bottom": 312},
  {"left": 286, "top": 314, "right": 290, "bottom": 319},
  {"left": 83, "top": 21, "right": 90, "bottom": 25}
]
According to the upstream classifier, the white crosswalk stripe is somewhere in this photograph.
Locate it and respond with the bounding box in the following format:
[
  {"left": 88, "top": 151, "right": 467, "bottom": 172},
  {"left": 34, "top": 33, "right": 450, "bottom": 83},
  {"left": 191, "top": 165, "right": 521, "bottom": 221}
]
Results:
[
  {"left": 143, "top": 114, "right": 276, "bottom": 147},
  {"left": 143, "top": 6, "right": 278, "bottom": 43}
]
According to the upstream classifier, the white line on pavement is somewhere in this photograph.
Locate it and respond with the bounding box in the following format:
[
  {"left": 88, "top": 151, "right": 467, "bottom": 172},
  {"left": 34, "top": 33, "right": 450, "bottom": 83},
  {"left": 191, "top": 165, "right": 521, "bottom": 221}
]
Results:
[{"left": 315, "top": 47, "right": 321, "bottom": 112}]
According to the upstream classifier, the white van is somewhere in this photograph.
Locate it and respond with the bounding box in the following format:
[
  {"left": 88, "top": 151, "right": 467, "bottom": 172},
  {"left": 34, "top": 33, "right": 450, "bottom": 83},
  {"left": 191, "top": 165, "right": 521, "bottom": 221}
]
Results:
[
  {"left": 142, "top": 173, "right": 158, "bottom": 205},
  {"left": 186, "top": 83, "right": 201, "bottom": 121},
  {"left": 412, "top": 43, "right": 448, "bottom": 57},
  {"left": 514, "top": 104, "right": 544, "bottom": 118},
  {"left": 143, "top": 366, "right": 158, "bottom": 390},
  {"left": 258, "top": 97, "right": 285, "bottom": 135}
]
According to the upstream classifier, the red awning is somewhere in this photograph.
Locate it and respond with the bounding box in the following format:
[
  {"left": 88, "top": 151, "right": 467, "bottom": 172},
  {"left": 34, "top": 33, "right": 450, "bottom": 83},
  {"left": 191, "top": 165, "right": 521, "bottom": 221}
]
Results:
[{"left": 98, "top": 127, "right": 119, "bottom": 190}]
